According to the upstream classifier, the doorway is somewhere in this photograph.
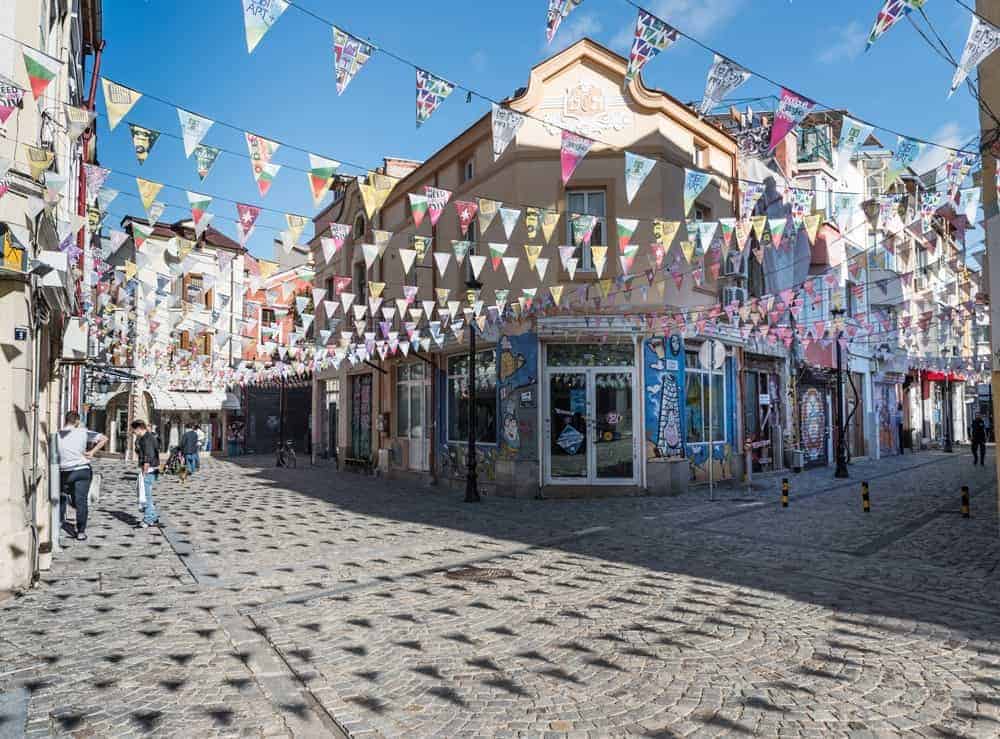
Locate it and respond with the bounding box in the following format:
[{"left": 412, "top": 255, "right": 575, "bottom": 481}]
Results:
[
  {"left": 396, "top": 362, "right": 429, "bottom": 471},
  {"left": 350, "top": 374, "right": 372, "bottom": 461},
  {"left": 543, "top": 343, "right": 638, "bottom": 485}
]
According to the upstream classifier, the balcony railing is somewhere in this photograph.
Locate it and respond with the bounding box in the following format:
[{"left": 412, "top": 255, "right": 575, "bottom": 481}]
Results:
[{"left": 797, "top": 126, "right": 833, "bottom": 167}]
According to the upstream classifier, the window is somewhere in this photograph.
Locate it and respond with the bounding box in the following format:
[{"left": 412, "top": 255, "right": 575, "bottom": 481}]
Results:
[
  {"left": 396, "top": 362, "right": 426, "bottom": 438},
  {"left": 447, "top": 350, "right": 497, "bottom": 443},
  {"left": 685, "top": 349, "right": 726, "bottom": 444},
  {"left": 462, "top": 157, "right": 475, "bottom": 183},
  {"left": 261, "top": 308, "right": 276, "bottom": 326},
  {"left": 694, "top": 142, "right": 709, "bottom": 169},
  {"left": 353, "top": 212, "right": 366, "bottom": 239},
  {"left": 198, "top": 333, "right": 212, "bottom": 356},
  {"left": 693, "top": 204, "right": 712, "bottom": 222},
  {"left": 845, "top": 281, "right": 857, "bottom": 316},
  {"left": 567, "top": 190, "right": 605, "bottom": 272},
  {"left": 353, "top": 260, "right": 367, "bottom": 299},
  {"left": 179, "top": 331, "right": 191, "bottom": 351}
]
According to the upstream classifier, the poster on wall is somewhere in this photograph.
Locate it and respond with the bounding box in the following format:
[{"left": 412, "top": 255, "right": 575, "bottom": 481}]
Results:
[
  {"left": 498, "top": 333, "right": 537, "bottom": 460},
  {"left": 644, "top": 334, "right": 684, "bottom": 458}
]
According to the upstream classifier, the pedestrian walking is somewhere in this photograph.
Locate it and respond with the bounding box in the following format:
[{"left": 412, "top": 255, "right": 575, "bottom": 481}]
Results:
[
  {"left": 896, "top": 403, "right": 905, "bottom": 455},
  {"left": 56, "top": 411, "right": 107, "bottom": 541},
  {"left": 971, "top": 413, "right": 987, "bottom": 467},
  {"left": 181, "top": 423, "right": 200, "bottom": 476},
  {"left": 132, "top": 420, "right": 161, "bottom": 528},
  {"left": 195, "top": 424, "right": 206, "bottom": 469}
]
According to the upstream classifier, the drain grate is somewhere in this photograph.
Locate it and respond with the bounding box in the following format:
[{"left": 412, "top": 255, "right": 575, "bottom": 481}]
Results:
[{"left": 444, "top": 566, "right": 514, "bottom": 582}]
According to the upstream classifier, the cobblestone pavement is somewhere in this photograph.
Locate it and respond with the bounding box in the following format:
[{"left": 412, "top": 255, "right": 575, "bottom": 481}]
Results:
[{"left": 1, "top": 448, "right": 999, "bottom": 737}]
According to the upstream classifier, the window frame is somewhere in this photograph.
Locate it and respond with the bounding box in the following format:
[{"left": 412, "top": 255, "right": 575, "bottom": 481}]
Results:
[
  {"left": 353, "top": 212, "right": 366, "bottom": 240},
  {"left": 396, "top": 362, "right": 426, "bottom": 439},
  {"left": 446, "top": 348, "right": 498, "bottom": 445},
  {"left": 684, "top": 349, "right": 727, "bottom": 445},
  {"left": 462, "top": 156, "right": 475, "bottom": 183},
  {"left": 566, "top": 189, "right": 606, "bottom": 273}
]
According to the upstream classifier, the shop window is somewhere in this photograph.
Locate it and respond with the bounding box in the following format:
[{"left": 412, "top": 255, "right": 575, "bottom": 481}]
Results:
[
  {"left": 447, "top": 350, "right": 497, "bottom": 443},
  {"left": 566, "top": 189, "right": 605, "bottom": 272},
  {"left": 684, "top": 350, "right": 726, "bottom": 444}
]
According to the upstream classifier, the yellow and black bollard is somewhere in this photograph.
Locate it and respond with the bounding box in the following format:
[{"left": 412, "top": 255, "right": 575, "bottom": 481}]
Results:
[
  {"left": 781, "top": 478, "right": 789, "bottom": 508},
  {"left": 861, "top": 481, "right": 870, "bottom": 513},
  {"left": 961, "top": 485, "right": 970, "bottom": 518}
]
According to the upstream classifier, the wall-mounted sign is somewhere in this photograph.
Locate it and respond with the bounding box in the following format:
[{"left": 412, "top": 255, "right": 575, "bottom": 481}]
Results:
[{"left": 14, "top": 326, "right": 28, "bottom": 341}]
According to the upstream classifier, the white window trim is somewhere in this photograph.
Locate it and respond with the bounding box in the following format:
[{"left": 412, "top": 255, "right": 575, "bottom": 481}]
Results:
[
  {"left": 446, "top": 348, "right": 498, "bottom": 445},
  {"left": 685, "top": 352, "right": 727, "bottom": 445}
]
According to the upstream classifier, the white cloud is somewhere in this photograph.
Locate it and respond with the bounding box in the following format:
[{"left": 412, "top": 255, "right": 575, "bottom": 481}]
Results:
[
  {"left": 912, "top": 121, "right": 969, "bottom": 175},
  {"left": 610, "top": 0, "right": 744, "bottom": 52},
  {"left": 818, "top": 21, "right": 865, "bottom": 64},
  {"left": 546, "top": 12, "right": 603, "bottom": 52},
  {"left": 470, "top": 50, "right": 488, "bottom": 72}
]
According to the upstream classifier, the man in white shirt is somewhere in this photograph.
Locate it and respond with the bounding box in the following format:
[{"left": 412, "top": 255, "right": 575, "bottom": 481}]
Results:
[{"left": 56, "top": 411, "right": 107, "bottom": 541}]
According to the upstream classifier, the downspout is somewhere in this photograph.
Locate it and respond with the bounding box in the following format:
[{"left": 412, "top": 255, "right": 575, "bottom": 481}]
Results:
[{"left": 28, "top": 281, "right": 46, "bottom": 581}]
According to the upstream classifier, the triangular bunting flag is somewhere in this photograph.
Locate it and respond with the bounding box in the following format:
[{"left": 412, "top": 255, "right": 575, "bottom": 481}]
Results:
[
  {"left": 177, "top": 109, "right": 213, "bottom": 158},
  {"left": 307, "top": 154, "right": 340, "bottom": 207},
  {"left": 425, "top": 186, "right": 452, "bottom": 226},
  {"left": 128, "top": 123, "right": 160, "bottom": 166},
  {"left": 101, "top": 78, "right": 141, "bottom": 131},
  {"left": 624, "top": 152, "right": 655, "bottom": 204},
  {"left": 561, "top": 129, "right": 593, "bottom": 184},
  {"left": 22, "top": 48, "right": 60, "bottom": 100},
  {"left": 491, "top": 103, "right": 525, "bottom": 161},
  {"left": 683, "top": 169, "right": 711, "bottom": 216},
  {"left": 625, "top": 9, "right": 679, "bottom": 83},
  {"left": 135, "top": 177, "right": 162, "bottom": 212},
  {"left": 333, "top": 26, "right": 375, "bottom": 95},
  {"left": 409, "top": 193, "right": 429, "bottom": 227},
  {"left": 193, "top": 145, "right": 220, "bottom": 181},
  {"left": 243, "top": 0, "right": 288, "bottom": 53},
  {"left": 499, "top": 207, "right": 520, "bottom": 239},
  {"left": 415, "top": 68, "right": 454, "bottom": 126}
]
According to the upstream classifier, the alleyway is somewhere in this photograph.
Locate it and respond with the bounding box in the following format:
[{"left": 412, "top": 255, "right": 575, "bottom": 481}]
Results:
[{"left": 1, "top": 450, "right": 999, "bottom": 737}]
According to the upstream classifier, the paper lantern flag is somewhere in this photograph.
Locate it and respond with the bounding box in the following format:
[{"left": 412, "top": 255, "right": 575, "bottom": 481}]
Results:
[
  {"left": 242, "top": 0, "right": 288, "bottom": 54},
  {"left": 698, "top": 55, "right": 751, "bottom": 115},
  {"left": 22, "top": 48, "right": 59, "bottom": 100},
  {"left": 0, "top": 75, "right": 24, "bottom": 124},
  {"left": 246, "top": 132, "right": 281, "bottom": 197},
  {"left": 177, "top": 109, "right": 214, "bottom": 158},
  {"left": 561, "top": 129, "right": 593, "bottom": 184},
  {"left": 950, "top": 15, "right": 1000, "bottom": 97},
  {"left": 415, "top": 69, "right": 454, "bottom": 127},
  {"left": 101, "top": 79, "right": 142, "bottom": 131},
  {"left": 333, "top": 26, "right": 374, "bottom": 95},
  {"left": 769, "top": 88, "right": 815, "bottom": 153},
  {"left": 625, "top": 9, "right": 678, "bottom": 84},
  {"left": 308, "top": 154, "right": 340, "bottom": 207}
]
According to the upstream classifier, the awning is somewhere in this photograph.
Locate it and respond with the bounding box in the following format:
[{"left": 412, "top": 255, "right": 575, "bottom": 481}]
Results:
[
  {"left": 923, "top": 371, "right": 965, "bottom": 383},
  {"left": 148, "top": 389, "right": 229, "bottom": 412}
]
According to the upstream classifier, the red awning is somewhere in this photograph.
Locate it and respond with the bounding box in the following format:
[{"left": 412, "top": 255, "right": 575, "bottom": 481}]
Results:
[{"left": 923, "top": 370, "right": 965, "bottom": 382}]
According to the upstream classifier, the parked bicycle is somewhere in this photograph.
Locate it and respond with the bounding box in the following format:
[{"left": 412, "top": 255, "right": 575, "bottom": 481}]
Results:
[{"left": 276, "top": 440, "right": 297, "bottom": 468}]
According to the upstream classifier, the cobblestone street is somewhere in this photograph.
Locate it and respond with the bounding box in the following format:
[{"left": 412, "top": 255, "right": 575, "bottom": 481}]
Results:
[{"left": 2, "top": 449, "right": 999, "bottom": 738}]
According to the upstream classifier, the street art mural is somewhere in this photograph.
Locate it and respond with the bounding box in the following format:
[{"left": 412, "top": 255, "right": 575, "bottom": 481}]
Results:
[
  {"left": 498, "top": 332, "right": 538, "bottom": 460},
  {"left": 644, "top": 335, "right": 684, "bottom": 458},
  {"left": 801, "top": 387, "right": 827, "bottom": 464}
]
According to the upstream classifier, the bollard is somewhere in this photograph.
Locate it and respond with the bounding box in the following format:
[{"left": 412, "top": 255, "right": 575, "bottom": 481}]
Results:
[
  {"left": 781, "top": 478, "right": 789, "bottom": 508},
  {"left": 961, "top": 485, "right": 970, "bottom": 518},
  {"left": 861, "top": 481, "right": 870, "bottom": 513}
]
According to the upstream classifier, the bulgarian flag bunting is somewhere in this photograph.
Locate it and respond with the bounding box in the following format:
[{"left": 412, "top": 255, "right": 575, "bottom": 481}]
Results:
[
  {"left": 408, "top": 193, "right": 429, "bottom": 227},
  {"left": 246, "top": 132, "right": 281, "bottom": 197},
  {"left": 186, "top": 191, "right": 213, "bottom": 239},
  {"left": 22, "top": 47, "right": 59, "bottom": 100},
  {"left": 307, "top": 154, "right": 340, "bottom": 207}
]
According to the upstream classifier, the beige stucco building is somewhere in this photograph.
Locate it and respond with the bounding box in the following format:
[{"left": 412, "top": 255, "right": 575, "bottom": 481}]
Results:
[{"left": 308, "top": 39, "right": 739, "bottom": 496}]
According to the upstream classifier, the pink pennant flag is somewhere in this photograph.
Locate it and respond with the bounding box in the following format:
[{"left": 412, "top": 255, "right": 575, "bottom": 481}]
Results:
[
  {"left": 236, "top": 203, "right": 261, "bottom": 245},
  {"left": 769, "top": 88, "right": 815, "bottom": 153},
  {"left": 454, "top": 200, "right": 478, "bottom": 237},
  {"left": 560, "top": 129, "right": 593, "bottom": 184}
]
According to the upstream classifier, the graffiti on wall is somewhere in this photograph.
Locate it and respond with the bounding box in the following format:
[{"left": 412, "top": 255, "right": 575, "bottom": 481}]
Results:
[
  {"left": 441, "top": 442, "right": 497, "bottom": 481},
  {"left": 801, "top": 387, "right": 826, "bottom": 463},
  {"left": 644, "top": 335, "right": 684, "bottom": 458},
  {"left": 498, "top": 332, "right": 537, "bottom": 460}
]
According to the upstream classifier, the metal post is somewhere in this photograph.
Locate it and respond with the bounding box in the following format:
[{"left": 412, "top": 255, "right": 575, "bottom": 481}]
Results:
[
  {"left": 833, "top": 308, "right": 849, "bottom": 478},
  {"left": 961, "top": 485, "right": 970, "bottom": 518},
  {"left": 943, "top": 375, "right": 954, "bottom": 453},
  {"left": 781, "top": 478, "right": 789, "bottom": 508},
  {"left": 861, "top": 481, "right": 870, "bottom": 512},
  {"left": 278, "top": 375, "right": 286, "bottom": 449},
  {"left": 708, "top": 339, "right": 715, "bottom": 502},
  {"left": 464, "top": 317, "right": 480, "bottom": 502}
]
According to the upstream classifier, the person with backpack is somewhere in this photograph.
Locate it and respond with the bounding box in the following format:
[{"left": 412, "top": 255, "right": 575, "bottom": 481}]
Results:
[
  {"left": 971, "top": 413, "right": 987, "bottom": 467},
  {"left": 181, "top": 423, "right": 200, "bottom": 476},
  {"left": 131, "top": 419, "right": 161, "bottom": 528},
  {"left": 56, "top": 411, "right": 107, "bottom": 541}
]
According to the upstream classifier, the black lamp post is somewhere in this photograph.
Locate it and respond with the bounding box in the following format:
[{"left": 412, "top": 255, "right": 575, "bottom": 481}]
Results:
[
  {"left": 941, "top": 347, "right": 953, "bottom": 453},
  {"left": 464, "top": 273, "right": 482, "bottom": 503},
  {"left": 832, "top": 306, "right": 849, "bottom": 478}
]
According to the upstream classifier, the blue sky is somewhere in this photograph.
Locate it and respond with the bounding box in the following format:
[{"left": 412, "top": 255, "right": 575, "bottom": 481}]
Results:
[{"left": 95, "top": 0, "right": 983, "bottom": 259}]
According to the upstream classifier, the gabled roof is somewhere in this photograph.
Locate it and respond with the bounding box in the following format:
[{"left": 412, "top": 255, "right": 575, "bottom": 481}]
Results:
[{"left": 120, "top": 216, "right": 243, "bottom": 252}]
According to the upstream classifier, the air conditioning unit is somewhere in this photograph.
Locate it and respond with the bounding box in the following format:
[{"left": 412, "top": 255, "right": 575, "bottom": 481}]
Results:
[
  {"left": 722, "top": 250, "right": 747, "bottom": 278},
  {"left": 723, "top": 286, "right": 747, "bottom": 306}
]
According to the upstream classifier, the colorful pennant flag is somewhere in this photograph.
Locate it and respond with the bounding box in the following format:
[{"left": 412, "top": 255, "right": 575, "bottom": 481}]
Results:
[
  {"left": 867, "top": 1, "right": 925, "bottom": 50},
  {"left": 101, "top": 79, "right": 141, "bottom": 131},
  {"left": 307, "top": 154, "right": 340, "bottom": 207},
  {"left": 571, "top": 213, "right": 597, "bottom": 245},
  {"left": 499, "top": 207, "right": 521, "bottom": 239},
  {"left": 886, "top": 136, "right": 924, "bottom": 187},
  {"left": 416, "top": 69, "right": 454, "bottom": 127},
  {"left": 698, "top": 55, "right": 751, "bottom": 115},
  {"left": 769, "top": 88, "right": 815, "bottom": 152},
  {"left": 492, "top": 103, "right": 525, "bottom": 161},
  {"left": 243, "top": 0, "right": 288, "bottom": 53},
  {"left": 683, "top": 169, "right": 711, "bottom": 216},
  {"left": 950, "top": 15, "right": 1000, "bottom": 97},
  {"left": 22, "top": 47, "right": 59, "bottom": 100},
  {"left": 65, "top": 106, "right": 95, "bottom": 140},
  {"left": 616, "top": 218, "right": 638, "bottom": 249},
  {"left": 83, "top": 164, "right": 111, "bottom": 204},
  {"left": 561, "top": 129, "right": 593, "bottom": 184},
  {"left": 246, "top": 132, "right": 281, "bottom": 197},
  {"left": 455, "top": 200, "right": 478, "bottom": 237},
  {"left": 333, "top": 27, "right": 374, "bottom": 95},
  {"left": 625, "top": 9, "right": 678, "bottom": 84},
  {"left": 624, "top": 152, "right": 655, "bottom": 205},
  {"left": 652, "top": 219, "right": 680, "bottom": 248},
  {"left": 425, "top": 186, "right": 452, "bottom": 226},
  {"left": 545, "top": 0, "right": 581, "bottom": 43},
  {"left": 835, "top": 115, "right": 874, "bottom": 172},
  {"left": 478, "top": 198, "right": 500, "bottom": 234},
  {"left": 236, "top": 203, "right": 261, "bottom": 245},
  {"left": 193, "top": 145, "right": 220, "bottom": 181},
  {"left": 0, "top": 75, "right": 24, "bottom": 124},
  {"left": 187, "top": 191, "right": 213, "bottom": 239},
  {"left": 128, "top": 123, "right": 160, "bottom": 165},
  {"left": 177, "top": 109, "right": 214, "bottom": 158},
  {"left": 135, "top": 178, "right": 162, "bottom": 212},
  {"left": 409, "top": 193, "right": 429, "bottom": 227}
]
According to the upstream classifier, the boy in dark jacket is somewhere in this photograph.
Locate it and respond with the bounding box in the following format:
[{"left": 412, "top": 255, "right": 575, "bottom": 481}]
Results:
[{"left": 132, "top": 420, "right": 161, "bottom": 527}]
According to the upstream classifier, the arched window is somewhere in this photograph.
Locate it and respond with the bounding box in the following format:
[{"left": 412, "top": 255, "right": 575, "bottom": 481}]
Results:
[{"left": 353, "top": 212, "right": 366, "bottom": 240}]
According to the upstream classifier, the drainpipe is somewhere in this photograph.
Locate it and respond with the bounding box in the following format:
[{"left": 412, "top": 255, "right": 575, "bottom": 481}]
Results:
[{"left": 28, "top": 280, "right": 45, "bottom": 581}]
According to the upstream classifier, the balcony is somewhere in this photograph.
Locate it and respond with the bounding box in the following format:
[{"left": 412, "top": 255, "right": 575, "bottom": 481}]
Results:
[{"left": 797, "top": 126, "right": 834, "bottom": 169}]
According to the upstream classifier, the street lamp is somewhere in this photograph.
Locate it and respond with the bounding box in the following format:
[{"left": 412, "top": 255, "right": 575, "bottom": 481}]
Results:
[
  {"left": 941, "top": 347, "right": 953, "bottom": 453},
  {"left": 831, "top": 306, "right": 849, "bottom": 478},
  {"left": 464, "top": 270, "right": 482, "bottom": 503}
]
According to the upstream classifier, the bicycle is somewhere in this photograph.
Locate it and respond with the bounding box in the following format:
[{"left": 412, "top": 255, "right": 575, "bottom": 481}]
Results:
[{"left": 276, "top": 440, "right": 297, "bottom": 468}]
